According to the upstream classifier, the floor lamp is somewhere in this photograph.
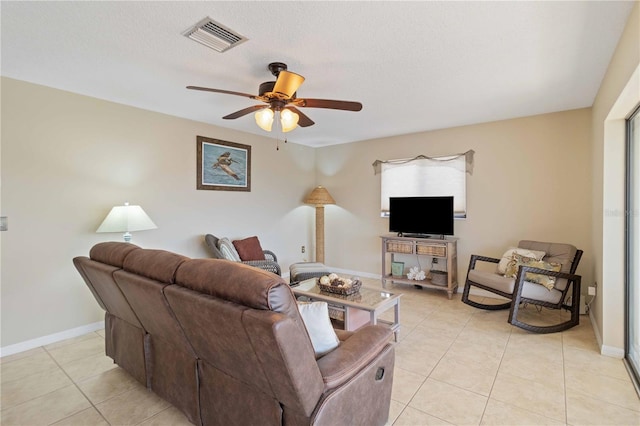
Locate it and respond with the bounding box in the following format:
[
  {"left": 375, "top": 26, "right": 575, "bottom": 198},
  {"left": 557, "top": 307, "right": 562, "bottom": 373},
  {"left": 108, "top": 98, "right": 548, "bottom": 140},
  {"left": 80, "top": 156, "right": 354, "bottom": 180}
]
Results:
[{"left": 304, "top": 186, "right": 336, "bottom": 264}]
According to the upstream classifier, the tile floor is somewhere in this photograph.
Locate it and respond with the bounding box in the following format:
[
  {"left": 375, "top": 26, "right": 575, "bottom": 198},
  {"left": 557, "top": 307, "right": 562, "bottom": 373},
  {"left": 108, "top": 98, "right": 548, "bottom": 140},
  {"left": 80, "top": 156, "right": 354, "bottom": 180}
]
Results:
[{"left": 1, "top": 277, "right": 639, "bottom": 425}]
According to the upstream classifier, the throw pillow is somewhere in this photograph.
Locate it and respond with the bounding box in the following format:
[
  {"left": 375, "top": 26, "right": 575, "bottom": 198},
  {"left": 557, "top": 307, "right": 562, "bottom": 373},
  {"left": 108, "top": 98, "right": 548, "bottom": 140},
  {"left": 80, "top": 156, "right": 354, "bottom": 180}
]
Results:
[
  {"left": 204, "top": 234, "right": 224, "bottom": 259},
  {"left": 504, "top": 253, "right": 562, "bottom": 290},
  {"left": 497, "top": 247, "right": 546, "bottom": 274},
  {"left": 233, "top": 236, "right": 266, "bottom": 261},
  {"left": 217, "top": 237, "right": 241, "bottom": 262},
  {"left": 297, "top": 301, "right": 340, "bottom": 357}
]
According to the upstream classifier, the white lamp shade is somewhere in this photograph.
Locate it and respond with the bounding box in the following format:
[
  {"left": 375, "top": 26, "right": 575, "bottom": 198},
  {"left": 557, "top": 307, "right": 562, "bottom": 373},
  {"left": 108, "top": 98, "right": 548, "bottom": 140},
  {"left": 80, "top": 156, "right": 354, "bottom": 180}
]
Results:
[
  {"left": 255, "top": 108, "right": 274, "bottom": 132},
  {"left": 280, "top": 108, "right": 299, "bottom": 132},
  {"left": 96, "top": 204, "right": 157, "bottom": 233}
]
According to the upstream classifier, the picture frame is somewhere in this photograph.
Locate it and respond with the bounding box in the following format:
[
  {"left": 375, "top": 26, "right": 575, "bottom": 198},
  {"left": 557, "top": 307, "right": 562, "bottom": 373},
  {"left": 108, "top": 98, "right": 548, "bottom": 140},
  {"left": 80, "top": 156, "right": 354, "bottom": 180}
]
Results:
[
  {"left": 197, "top": 136, "right": 251, "bottom": 191},
  {"left": 391, "top": 261, "right": 405, "bottom": 277}
]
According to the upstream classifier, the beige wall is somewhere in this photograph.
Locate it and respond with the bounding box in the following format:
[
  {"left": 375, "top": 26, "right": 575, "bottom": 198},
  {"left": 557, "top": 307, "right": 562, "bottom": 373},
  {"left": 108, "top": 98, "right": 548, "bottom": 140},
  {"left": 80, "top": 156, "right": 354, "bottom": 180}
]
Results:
[
  {"left": 317, "top": 109, "right": 593, "bottom": 293},
  {"left": 591, "top": 1, "right": 640, "bottom": 354},
  {"left": 1, "top": 77, "right": 317, "bottom": 347}
]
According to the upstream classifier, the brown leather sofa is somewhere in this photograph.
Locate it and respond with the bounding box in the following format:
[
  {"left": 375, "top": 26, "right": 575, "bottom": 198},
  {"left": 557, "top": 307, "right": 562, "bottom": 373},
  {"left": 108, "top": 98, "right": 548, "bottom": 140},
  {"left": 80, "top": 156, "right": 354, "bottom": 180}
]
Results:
[{"left": 73, "top": 242, "right": 395, "bottom": 426}]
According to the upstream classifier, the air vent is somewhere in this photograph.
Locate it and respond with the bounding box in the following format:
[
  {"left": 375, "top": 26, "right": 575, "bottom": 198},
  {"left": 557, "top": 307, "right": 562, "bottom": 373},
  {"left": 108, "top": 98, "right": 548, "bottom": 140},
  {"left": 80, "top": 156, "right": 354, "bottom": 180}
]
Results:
[{"left": 183, "top": 17, "right": 248, "bottom": 53}]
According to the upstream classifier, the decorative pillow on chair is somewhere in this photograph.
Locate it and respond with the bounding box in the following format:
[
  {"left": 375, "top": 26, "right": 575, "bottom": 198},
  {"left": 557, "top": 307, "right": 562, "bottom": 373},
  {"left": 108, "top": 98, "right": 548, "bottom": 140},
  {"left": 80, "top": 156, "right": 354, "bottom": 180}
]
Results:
[
  {"left": 504, "top": 253, "right": 562, "bottom": 290},
  {"left": 497, "top": 247, "right": 546, "bottom": 274},
  {"left": 217, "top": 237, "right": 241, "bottom": 262},
  {"left": 297, "top": 301, "right": 340, "bottom": 357},
  {"left": 204, "top": 234, "right": 225, "bottom": 259},
  {"left": 233, "top": 236, "right": 266, "bottom": 261}
]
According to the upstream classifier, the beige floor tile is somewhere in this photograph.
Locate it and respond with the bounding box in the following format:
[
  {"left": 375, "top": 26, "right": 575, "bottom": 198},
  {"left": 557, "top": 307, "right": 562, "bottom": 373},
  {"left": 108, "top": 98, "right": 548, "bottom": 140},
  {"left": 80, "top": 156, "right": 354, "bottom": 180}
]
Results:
[
  {"left": 77, "top": 366, "right": 141, "bottom": 404},
  {"left": 52, "top": 407, "right": 110, "bottom": 425},
  {"left": 391, "top": 367, "right": 426, "bottom": 404},
  {"left": 409, "top": 378, "right": 487, "bottom": 425},
  {"left": 137, "top": 406, "right": 194, "bottom": 426},
  {"left": 0, "top": 351, "right": 59, "bottom": 383},
  {"left": 46, "top": 336, "right": 104, "bottom": 365},
  {"left": 392, "top": 406, "right": 453, "bottom": 425},
  {"left": 395, "top": 345, "right": 445, "bottom": 376},
  {"left": 480, "top": 398, "right": 565, "bottom": 425},
  {"left": 566, "top": 388, "right": 640, "bottom": 425},
  {"left": 1, "top": 367, "right": 73, "bottom": 409},
  {"left": 499, "top": 351, "right": 565, "bottom": 386},
  {"left": 44, "top": 332, "right": 102, "bottom": 351},
  {"left": 386, "top": 399, "right": 406, "bottom": 426},
  {"left": 565, "top": 365, "right": 640, "bottom": 412},
  {"left": 0, "top": 385, "right": 90, "bottom": 426},
  {"left": 60, "top": 351, "right": 117, "bottom": 382},
  {"left": 430, "top": 353, "right": 498, "bottom": 396},
  {"left": 96, "top": 328, "right": 106, "bottom": 338},
  {"left": 455, "top": 326, "right": 510, "bottom": 348},
  {"left": 563, "top": 346, "right": 629, "bottom": 381},
  {"left": 95, "top": 385, "right": 171, "bottom": 425},
  {"left": 490, "top": 371, "right": 565, "bottom": 421},
  {"left": 444, "top": 340, "right": 504, "bottom": 371},
  {"left": 504, "top": 334, "right": 564, "bottom": 366},
  {"left": 0, "top": 347, "right": 45, "bottom": 364}
]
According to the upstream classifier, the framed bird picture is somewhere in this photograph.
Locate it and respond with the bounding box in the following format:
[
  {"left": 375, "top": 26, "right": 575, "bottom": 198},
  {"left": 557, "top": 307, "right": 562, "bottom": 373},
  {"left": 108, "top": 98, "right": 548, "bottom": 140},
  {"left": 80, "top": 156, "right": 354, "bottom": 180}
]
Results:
[{"left": 197, "top": 136, "right": 251, "bottom": 191}]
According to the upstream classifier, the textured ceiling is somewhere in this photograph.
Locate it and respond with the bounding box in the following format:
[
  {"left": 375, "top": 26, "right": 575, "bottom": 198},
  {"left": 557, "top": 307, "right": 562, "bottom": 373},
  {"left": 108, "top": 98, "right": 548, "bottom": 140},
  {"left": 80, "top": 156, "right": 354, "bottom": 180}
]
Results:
[{"left": 1, "top": 1, "right": 635, "bottom": 147}]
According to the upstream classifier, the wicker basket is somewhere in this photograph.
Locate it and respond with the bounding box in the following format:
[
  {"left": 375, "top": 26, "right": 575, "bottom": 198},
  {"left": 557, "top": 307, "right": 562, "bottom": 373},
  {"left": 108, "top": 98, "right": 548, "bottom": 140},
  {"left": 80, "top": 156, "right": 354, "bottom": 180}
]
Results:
[
  {"left": 416, "top": 244, "right": 447, "bottom": 257},
  {"left": 317, "top": 278, "right": 362, "bottom": 295},
  {"left": 430, "top": 270, "right": 448, "bottom": 286},
  {"left": 386, "top": 241, "right": 413, "bottom": 254}
]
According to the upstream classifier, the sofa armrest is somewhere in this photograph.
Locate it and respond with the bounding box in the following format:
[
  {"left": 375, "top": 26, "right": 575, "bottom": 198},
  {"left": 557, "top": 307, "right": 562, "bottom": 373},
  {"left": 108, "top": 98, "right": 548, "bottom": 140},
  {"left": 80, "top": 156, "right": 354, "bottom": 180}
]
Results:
[{"left": 316, "top": 325, "right": 392, "bottom": 389}]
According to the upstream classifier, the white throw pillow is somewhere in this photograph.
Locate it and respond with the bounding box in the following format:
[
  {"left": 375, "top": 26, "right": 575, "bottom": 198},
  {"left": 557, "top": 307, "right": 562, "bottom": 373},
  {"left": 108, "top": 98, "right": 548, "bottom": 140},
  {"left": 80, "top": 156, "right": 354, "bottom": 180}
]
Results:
[
  {"left": 217, "top": 237, "right": 241, "bottom": 262},
  {"left": 497, "top": 247, "right": 546, "bottom": 274},
  {"left": 297, "top": 301, "right": 340, "bottom": 357}
]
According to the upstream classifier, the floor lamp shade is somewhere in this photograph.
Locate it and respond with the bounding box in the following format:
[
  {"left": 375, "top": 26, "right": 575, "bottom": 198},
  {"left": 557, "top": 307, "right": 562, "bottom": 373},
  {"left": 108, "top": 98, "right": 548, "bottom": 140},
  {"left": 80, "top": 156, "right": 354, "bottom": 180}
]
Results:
[
  {"left": 304, "top": 186, "right": 336, "bottom": 264},
  {"left": 96, "top": 202, "right": 157, "bottom": 242}
]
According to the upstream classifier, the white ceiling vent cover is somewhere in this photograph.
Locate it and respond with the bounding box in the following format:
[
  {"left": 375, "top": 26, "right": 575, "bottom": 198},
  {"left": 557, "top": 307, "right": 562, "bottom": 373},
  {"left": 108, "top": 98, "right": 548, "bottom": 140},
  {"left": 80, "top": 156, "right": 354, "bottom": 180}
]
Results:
[{"left": 183, "top": 17, "right": 248, "bottom": 53}]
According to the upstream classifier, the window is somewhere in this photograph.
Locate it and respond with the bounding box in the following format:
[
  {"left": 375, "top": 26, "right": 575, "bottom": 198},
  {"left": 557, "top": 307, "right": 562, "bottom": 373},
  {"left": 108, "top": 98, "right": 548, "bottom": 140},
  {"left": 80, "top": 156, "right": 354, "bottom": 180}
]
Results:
[{"left": 373, "top": 151, "right": 473, "bottom": 218}]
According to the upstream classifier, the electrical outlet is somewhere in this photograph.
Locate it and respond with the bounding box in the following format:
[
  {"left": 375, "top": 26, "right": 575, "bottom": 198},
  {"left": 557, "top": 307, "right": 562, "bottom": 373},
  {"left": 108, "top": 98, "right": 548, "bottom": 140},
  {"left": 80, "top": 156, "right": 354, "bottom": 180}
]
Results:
[
  {"left": 301, "top": 246, "right": 305, "bottom": 254},
  {"left": 588, "top": 286, "right": 596, "bottom": 296}
]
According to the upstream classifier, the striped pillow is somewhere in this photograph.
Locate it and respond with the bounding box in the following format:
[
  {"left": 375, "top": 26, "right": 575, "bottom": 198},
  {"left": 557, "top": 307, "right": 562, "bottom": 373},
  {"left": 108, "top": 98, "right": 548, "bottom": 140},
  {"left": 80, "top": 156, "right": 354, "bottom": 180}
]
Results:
[{"left": 217, "top": 237, "right": 241, "bottom": 262}]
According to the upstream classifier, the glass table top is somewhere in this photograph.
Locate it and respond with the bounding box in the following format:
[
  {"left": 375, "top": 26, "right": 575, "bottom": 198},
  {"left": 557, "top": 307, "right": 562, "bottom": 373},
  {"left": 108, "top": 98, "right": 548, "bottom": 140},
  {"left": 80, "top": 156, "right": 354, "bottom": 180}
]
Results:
[{"left": 291, "top": 278, "right": 400, "bottom": 310}]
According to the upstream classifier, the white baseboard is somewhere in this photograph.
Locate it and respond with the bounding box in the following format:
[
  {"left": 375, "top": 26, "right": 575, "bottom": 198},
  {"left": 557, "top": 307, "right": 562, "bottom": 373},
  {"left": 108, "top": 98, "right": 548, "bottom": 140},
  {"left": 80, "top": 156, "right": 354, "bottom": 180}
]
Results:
[{"left": 0, "top": 321, "right": 105, "bottom": 358}]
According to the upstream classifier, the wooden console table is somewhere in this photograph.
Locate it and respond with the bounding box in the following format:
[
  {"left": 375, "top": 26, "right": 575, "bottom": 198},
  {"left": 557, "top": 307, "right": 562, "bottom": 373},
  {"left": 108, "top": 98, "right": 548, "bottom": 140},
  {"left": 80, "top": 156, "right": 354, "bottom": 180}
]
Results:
[{"left": 381, "top": 235, "right": 458, "bottom": 299}]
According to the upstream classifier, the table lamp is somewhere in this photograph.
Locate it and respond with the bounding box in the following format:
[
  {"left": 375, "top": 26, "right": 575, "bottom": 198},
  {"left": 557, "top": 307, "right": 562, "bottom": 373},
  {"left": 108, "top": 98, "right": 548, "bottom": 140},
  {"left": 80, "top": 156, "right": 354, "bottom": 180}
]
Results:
[
  {"left": 304, "top": 186, "right": 336, "bottom": 264},
  {"left": 96, "top": 202, "right": 157, "bottom": 242}
]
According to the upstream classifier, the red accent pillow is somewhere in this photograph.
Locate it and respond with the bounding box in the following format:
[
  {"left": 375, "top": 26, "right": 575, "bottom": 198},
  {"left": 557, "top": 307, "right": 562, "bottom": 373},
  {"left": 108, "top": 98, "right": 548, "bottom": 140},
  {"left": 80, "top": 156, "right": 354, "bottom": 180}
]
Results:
[{"left": 233, "top": 236, "right": 266, "bottom": 261}]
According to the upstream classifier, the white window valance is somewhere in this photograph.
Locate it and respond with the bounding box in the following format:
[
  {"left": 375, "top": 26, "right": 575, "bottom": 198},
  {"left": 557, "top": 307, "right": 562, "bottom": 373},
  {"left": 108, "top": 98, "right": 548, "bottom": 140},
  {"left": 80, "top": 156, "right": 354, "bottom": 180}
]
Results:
[{"left": 373, "top": 150, "right": 474, "bottom": 217}]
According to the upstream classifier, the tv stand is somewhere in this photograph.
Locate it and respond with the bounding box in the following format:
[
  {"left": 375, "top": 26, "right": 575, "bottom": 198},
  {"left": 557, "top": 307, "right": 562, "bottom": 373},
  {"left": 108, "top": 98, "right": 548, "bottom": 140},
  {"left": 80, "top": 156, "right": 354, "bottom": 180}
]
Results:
[{"left": 381, "top": 235, "right": 458, "bottom": 299}]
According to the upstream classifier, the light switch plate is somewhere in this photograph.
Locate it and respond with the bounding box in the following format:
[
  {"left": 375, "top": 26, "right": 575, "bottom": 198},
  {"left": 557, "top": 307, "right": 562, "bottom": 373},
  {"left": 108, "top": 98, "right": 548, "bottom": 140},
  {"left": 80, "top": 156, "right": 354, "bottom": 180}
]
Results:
[{"left": 0, "top": 217, "right": 7, "bottom": 231}]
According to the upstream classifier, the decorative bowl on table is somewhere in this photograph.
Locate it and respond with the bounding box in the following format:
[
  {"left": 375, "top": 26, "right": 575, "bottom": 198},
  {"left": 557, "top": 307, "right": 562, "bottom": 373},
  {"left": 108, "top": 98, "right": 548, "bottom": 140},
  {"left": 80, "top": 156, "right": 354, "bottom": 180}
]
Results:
[{"left": 317, "top": 273, "right": 362, "bottom": 295}]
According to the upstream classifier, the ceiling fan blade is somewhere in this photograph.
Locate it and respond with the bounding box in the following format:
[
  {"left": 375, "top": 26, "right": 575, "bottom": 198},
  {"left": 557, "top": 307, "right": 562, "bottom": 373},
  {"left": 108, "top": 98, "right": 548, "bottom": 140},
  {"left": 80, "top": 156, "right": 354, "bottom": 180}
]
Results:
[
  {"left": 293, "top": 98, "right": 362, "bottom": 111},
  {"left": 223, "top": 105, "right": 267, "bottom": 120},
  {"left": 272, "top": 71, "right": 305, "bottom": 99},
  {"left": 187, "top": 86, "right": 257, "bottom": 99},
  {"left": 287, "top": 106, "right": 315, "bottom": 127}
]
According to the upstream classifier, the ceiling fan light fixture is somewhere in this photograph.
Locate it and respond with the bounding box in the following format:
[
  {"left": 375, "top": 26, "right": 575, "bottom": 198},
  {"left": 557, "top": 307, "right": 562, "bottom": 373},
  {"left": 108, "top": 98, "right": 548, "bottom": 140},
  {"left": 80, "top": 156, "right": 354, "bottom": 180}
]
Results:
[
  {"left": 255, "top": 108, "right": 274, "bottom": 132},
  {"left": 280, "top": 108, "right": 299, "bottom": 132}
]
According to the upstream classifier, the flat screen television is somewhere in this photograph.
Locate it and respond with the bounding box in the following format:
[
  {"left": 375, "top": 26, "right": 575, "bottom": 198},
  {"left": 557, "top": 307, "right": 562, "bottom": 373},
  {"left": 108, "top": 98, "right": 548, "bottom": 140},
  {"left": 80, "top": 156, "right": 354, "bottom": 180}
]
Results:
[{"left": 389, "top": 196, "right": 454, "bottom": 237}]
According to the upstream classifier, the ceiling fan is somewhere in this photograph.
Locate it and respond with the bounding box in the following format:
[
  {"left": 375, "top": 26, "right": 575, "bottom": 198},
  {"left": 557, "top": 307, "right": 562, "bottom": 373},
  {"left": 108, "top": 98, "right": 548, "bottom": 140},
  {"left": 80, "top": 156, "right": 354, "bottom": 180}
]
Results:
[{"left": 187, "top": 62, "right": 362, "bottom": 132}]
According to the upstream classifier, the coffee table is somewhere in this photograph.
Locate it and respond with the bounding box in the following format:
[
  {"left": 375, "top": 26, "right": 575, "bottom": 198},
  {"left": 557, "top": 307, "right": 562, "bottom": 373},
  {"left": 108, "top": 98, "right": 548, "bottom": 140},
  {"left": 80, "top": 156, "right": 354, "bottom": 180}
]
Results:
[{"left": 291, "top": 278, "right": 402, "bottom": 341}]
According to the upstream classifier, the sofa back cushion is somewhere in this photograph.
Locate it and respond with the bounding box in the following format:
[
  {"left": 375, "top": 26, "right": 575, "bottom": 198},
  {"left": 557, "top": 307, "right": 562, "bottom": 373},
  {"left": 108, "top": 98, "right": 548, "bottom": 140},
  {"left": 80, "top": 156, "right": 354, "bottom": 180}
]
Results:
[{"left": 171, "top": 258, "right": 324, "bottom": 415}]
